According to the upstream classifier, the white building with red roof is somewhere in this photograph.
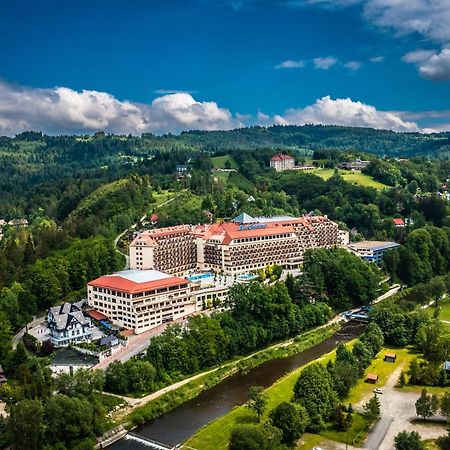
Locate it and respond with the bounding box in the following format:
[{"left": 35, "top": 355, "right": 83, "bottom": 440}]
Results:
[
  {"left": 270, "top": 153, "right": 295, "bottom": 172},
  {"left": 87, "top": 269, "right": 197, "bottom": 334},
  {"left": 129, "top": 213, "right": 340, "bottom": 276}
]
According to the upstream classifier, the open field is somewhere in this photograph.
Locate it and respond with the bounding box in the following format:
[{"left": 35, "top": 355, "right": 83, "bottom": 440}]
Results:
[
  {"left": 211, "top": 155, "right": 238, "bottom": 169},
  {"left": 426, "top": 297, "right": 450, "bottom": 322},
  {"left": 213, "top": 171, "right": 231, "bottom": 183},
  {"left": 303, "top": 168, "right": 389, "bottom": 190},
  {"left": 346, "top": 347, "right": 416, "bottom": 405}
]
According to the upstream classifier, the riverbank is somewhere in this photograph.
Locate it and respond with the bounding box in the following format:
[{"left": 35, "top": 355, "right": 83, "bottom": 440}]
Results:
[
  {"left": 118, "top": 322, "right": 341, "bottom": 424},
  {"left": 185, "top": 336, "right": 357, "bottom": 450},
  {"left": 106, "top": 322, "right": 364, "bottom": 450}
]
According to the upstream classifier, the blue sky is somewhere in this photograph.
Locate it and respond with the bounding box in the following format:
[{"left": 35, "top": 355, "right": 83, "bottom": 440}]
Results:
[{"left": 0, "top": 0, "right": 449, "bottom": 135}]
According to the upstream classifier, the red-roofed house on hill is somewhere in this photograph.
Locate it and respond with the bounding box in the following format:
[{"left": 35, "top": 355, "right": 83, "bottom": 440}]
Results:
[
  {"left": 270, "top": 153, "right": 295, "bottom": 172},
  {"left": 392, "top": 218, "right": 405, "bottom": 228},
  {"left": 87, "top": 269, "right": 197, "bottom": 334}
]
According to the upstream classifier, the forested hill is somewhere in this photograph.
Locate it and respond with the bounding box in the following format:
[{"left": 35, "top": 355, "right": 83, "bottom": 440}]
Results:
[
  {"left": 2, "top": 125, "right": 450, "bottom": 159},
  {"left": 178, "top": 125, "right": 450, "bottom": 158}
]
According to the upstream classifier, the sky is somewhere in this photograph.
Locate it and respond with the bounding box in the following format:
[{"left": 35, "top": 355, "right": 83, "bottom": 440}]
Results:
[{"left": 0, "top": 0, "right": 450, "bottom": 135}]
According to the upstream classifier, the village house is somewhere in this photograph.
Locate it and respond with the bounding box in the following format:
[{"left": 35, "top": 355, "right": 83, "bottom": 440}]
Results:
[{"left": 48, "top": 301, "right": 93, "bottom": 347}]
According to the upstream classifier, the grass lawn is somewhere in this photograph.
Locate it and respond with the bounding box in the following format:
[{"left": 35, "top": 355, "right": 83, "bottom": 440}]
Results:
[
  {"left": 211, "top": 155, "right": 238, "bottom": 169},
  {"left": 303, "top": 168, "right": 389, "bottom": 190},
  {"left": 296, "top": 433, "right": 327, "bottom": 449},
  {"left": 426, "top": 298, "right": 450, "bottom": 322},
  {"left": 321, "top": 413, "right": 372, "bottom": 446},
  {"left": 151, "top": 189, "right": 173, "bottom": 206},
  {"left": 214, "top": 171, "right": 231, "bottom": 183},
  {"left": 424, "top": 439, "right": 441, "bottom": 450},
  {"left": 346, "top": 347, "right": 416, "bottom": 405},
  {"left": 185, "top": 343, "right": 351, "bottom": 450}
]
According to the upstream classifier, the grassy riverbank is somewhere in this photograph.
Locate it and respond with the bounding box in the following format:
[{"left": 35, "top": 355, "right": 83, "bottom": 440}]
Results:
[
  {"left": 121, "top": 323, "right": 341, "bottom": 429},
  {"left": 185, "top": 332, "right": 350, "bottom": 450}
]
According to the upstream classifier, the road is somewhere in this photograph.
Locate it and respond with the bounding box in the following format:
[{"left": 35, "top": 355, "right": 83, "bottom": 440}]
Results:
[
  {"left": 12, "top": 314, "right": 46, "bottom": 349},
  {"left": 363, "top": 366, "right": 447, "bottom": 449},
  {"left": 92, "top": 315, "right": 190, "bottom": 370}
]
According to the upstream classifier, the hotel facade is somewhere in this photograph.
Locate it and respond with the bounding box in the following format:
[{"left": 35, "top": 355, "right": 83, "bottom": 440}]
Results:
[
  {"left": 129, "top": 213, "right": 341, "bottom": 276},
  {"left": 87, "top": 270, "right": 197, "bottom": 334}
]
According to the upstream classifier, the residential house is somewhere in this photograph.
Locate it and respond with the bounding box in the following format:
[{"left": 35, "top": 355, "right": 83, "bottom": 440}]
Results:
[{"left": 48, "top": 301, "right": 93, "bottom": 347}]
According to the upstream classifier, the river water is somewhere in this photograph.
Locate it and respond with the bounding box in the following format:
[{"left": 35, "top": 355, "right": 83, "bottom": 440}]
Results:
[{"left": 110, "top": 321, "right": 364, "bottom": 449}]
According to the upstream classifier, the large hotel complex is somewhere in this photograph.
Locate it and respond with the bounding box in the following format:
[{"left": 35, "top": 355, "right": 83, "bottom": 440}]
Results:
[
  {"left": 88, "top": 213, "right": 347, "bottom": 334},
  {"left": 129, "top": 213, "right": 345, "bottom": 275}
]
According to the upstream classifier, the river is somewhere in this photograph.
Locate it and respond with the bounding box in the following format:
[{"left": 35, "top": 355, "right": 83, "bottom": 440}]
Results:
[{"left": 109, "top": 321, "right": 364, "bottom": 449}]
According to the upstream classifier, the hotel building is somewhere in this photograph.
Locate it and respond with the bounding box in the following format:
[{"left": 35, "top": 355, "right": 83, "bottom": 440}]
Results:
[
  {"left": 87, "top": 270, "right": 197, "bottom": 334},
  {"left": 130, "top": 213, "right": 340, "bottom": 276},
  {"left": 347, "top": 240, "right": 400, "bottom": 265},
  {"left": 129, "top": 225, "right": 197, "bottom": 275},
  {"left": 270, "top": 153, "right": 295, "bottom": 172}
]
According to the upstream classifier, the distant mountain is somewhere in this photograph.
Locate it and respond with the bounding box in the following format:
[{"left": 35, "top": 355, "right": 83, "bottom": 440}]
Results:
[
  {"left": 176, "top": 125, "right": 450, "bottom": 158},
  {"left": 3, "top": 125, "right": 450, "bottom": 159}
]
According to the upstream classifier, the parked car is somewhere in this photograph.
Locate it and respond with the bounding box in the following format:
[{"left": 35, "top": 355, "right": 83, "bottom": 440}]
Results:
[{"left": 373, "top": 388, "right": 384, "bottom": 394}]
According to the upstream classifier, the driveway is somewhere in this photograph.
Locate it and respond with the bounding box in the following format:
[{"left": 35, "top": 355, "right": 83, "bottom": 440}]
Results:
[{"left": 361, "top": 366, "right": 447, "bottom": 449}]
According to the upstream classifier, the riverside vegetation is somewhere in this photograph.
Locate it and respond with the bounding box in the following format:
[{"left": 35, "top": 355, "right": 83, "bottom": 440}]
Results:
[{"left": 0, "top": 128, "right": 449, "bottom": 449}]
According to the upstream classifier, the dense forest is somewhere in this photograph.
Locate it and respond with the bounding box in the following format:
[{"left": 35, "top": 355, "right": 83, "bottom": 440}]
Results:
[{"left": 0, "top": 127, "right": 449, "bottom": 449}]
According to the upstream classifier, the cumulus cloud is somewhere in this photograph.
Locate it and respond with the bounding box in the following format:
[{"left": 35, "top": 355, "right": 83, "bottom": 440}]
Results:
[
  {"left": 344, "top": 61, "right": 362, "bottom": 71},
  {"left": 369, "top": 56, "right": 385, "bottom": 63},
  {"left": 0, "top": 81, "right": 241, "bottom": 136},
  {"left": 418, "top": 48, "right": 450, "bottom": 81},
  {"left": 402, "top": 49, "right": 436, "bottom": 63},
  {"left": 313, "top": 57, "right": 338, "bottom": 69},
  {"left": 275, "top": 59, "right": 306, "bottom": 69},
  {"left": 0, "top": 81, "right": 442, "bottom": 135},
  {"left": 271, "top": 96, "right": 419, "bottom": 132}
]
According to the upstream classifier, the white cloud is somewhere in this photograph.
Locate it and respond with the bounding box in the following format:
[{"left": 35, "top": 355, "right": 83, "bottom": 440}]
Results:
[
  {"left": 154, "top": 89, "right": 197, "bottom": 95},
  {"left": 0, "top": 81, "right": 241, "bottom": 136},
  {"left": 297, "top": 0, "right": 450, "bottom": 80},
  {"left": 418, "top": 48, "right": 450, "bottom": 81},
  {"left": 369, "top": 56, "right": 385, "bottom": 63},
  {"left": 313, "top": 56, "right": 338, "bottom": 69},
  {"left": 275, "top": 59, "right": 306, "bottom": 69},
  {"left": 402, "top": 49, "right": 436, "bottom": 63},
  {"left": 0, "top": 81, "right": 444, "bottom": 135},
  {"left": 271, "top": 96, "right": 419, "bottom": 132},
  {"left": 344, "top": 61, "right": 362, "bottom": 71}
]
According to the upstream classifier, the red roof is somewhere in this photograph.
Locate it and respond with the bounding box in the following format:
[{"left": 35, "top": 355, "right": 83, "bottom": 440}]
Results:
[
  {"left": 88, "top": 274, "right": 188, "bottom": 294},
  {"left": 271, "top": 153, "right": 295, "bottom": 162},
  {"left": 392, "top": 218, "right": 405, "bottom": 226},
  {"left": 150, "top": 213, "right": 159, "bottom": 221},
  {"left": 86, "top": 309, "right": 109, "bottom": 321}
]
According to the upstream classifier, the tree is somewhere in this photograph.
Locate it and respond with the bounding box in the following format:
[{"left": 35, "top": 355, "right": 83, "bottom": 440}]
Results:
[
  {"left": 415, "top": 389, "right": 435, "bottom": 420},
  {"left": 293, "top": 363, "right": 337, "bottom": 432},
  {"left": 247, "top": 386, "right": 267, "bottom": 421},
  {"left": 394, "top": 430, "right": 424, "bottom": 450},
  {"left": 398, "top": 371, "right": 406, "bottom": 387},
  {"left": 229, "top": 424, "right": 268, "bottom": 450},
  {"left": 363, "top": 395, "right": 381, "bottom": 421},
  {"left": 0, "top": 313, "right": 12, "bottom": 363},
  {"left": 7, "top": 399, "right": 43, "bottom": 450},
  {"left": 441, "top": 392, "right": 450, "bottom": 418},
  {"left": 270, "top": 401, "right": 307, "bottom": 444},
  {"left": 44, "top": 394, "right": 96, "bottom": 444}
]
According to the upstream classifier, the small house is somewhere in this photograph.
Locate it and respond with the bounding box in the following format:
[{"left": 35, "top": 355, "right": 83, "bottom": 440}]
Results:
[
  {"left": 384, "top": 353, "right": 397, "bottom": 363},
  {"left": 150, "top": 213, "right": 159, "bottom": 226},
  {"left": 365, "top": 373, "right": 378, "bottom": 384},
  {"left": 444, "top": 361, "right": 450, "bottom": 373},
  {"left": 392, "top": 218, "right": 405, "bottom": 228}
]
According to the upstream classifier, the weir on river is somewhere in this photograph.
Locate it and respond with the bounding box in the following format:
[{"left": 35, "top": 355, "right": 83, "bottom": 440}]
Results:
[{"left": 109, "top": 321, "right": 364, "bottom": 450}]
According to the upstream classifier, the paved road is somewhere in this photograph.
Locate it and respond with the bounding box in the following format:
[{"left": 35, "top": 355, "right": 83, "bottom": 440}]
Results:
[
  {"left": 12, "top": 314, "right": 46, "bottom": 349},
  {"left": 362, "top": 366, "right": 447, "bottom": 449}
]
